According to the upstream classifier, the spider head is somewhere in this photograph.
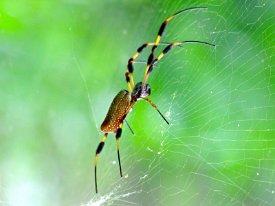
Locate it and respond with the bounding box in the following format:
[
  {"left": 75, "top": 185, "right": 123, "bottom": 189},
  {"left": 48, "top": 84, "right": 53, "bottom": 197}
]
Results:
[{"left": 131, "top": 82, "right": 151, "bottom": 99}]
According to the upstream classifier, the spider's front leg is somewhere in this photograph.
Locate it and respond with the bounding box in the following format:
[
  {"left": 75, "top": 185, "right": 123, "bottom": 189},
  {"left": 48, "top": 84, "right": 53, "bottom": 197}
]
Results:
[
  {"left": 125, "top": 42, "right": 158, "bottom": 92},
  {"left": 125, "top": 42, "right": 181, "bottom": 92}
]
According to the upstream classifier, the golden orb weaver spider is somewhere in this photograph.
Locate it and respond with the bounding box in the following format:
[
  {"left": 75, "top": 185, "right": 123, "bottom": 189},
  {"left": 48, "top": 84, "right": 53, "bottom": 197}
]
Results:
[{"left": 94, "top": 7, "right": 215, "bottom": 193}]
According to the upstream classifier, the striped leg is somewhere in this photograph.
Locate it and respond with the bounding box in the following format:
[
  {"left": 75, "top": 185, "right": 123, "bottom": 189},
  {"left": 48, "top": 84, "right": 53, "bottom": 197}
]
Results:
[
  {"left": 94, "top": 133, "right": 108, "bottom": 193},
  {"left": 126, "top": 42, "right": 156, "bottom": 92},
  {"left": 144, "top": 7, "right": 208, "bottom": 85},
  {"left": 142, "top": 97, "right": 169, "bottom": 125},
  {"left": 126, "top": 42, "right": 179, "bottom": 92},
  {"left": 143, "top": 40, "right": 215, "bottom": 85},
  {"left": 116, "top": 124, "right": 123, "bottom": 177}
]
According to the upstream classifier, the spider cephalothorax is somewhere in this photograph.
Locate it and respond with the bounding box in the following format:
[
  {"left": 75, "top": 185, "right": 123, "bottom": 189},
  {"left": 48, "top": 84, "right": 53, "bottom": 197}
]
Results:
[
  {"left": 94, "top": 7, "right": 215, "bottom": 193},
  {"left": 131, "top": 82, "right": 151, "bottom": 100}
]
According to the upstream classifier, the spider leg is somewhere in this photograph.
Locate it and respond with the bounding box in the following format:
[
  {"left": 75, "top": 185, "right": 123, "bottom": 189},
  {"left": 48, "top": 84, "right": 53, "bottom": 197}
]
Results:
[
  {"left": 143, "top": 7, "right": 208, "bottom": 85},
  {"left": 126, "top": 42, "right": 182, "bottom": 92},
  {"left": 94, "top": 133, "right": 108, "bottom": 193},
  {"left": 116, "top": 124, "right": 123, "bottom": 177},
  {"left": 126, "top": 42, "right": 156, "bottom": 90},
  {"left": 142, "top": 97, "right": 169, "bottom": 125},
  {"left": 143, "top": 40, "right": 215, "bottom": 85},
  {"left": 125, "top": 119, "right": 134, "bottom": 135}
]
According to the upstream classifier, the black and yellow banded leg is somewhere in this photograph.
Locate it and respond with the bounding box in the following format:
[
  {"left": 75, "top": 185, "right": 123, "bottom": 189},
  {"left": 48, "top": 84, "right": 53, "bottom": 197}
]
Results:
[
  {"left": 153, "top": 7, "right": 207, "bottom": 48},
  {"left": 116, "top": 124, "right": 123, "bottom": 177},
  {"left": 142, "top": 97, "right": 169, "bottom": 125},
  {"left": 127, "top": 42, "right": 156, "bottom": 88},
  {"left": 126, "top": 42, "right": 180, "bottom": 92},
  {"left": 144, "top": 7, "right": 208, "bottom": 85},
  {"left": 94, "top": 133, "right": 108, "bottom": 193},
  {"left": 143, "top": 42, "right": 182, "bottom": 85},
  {"left": 143, "top": 40, "right": 215, "bottom": 85},
  {"left": 125, "top": 71, "right": 132, "bottom": 92}
]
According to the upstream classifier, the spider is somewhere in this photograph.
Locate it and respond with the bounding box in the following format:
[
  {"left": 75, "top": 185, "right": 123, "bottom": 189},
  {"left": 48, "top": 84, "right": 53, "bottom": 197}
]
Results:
[{"left": 94, "top": 7, "right": 215, "bottom": 193}]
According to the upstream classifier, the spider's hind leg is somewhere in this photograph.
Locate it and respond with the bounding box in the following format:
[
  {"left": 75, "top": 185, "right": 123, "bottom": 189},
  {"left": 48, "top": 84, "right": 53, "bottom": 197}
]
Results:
[
  {"left": 116, "top": 124, "right": 123, "bottom": 177},
  {"left": 94, "top": 133, "right": 108, "bottom": 193}
]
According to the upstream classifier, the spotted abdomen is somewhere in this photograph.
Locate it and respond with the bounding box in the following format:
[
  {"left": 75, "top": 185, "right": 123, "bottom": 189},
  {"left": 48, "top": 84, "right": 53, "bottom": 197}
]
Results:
[{"left": 101, "top": 90, "right": 131, "bottom": 133}]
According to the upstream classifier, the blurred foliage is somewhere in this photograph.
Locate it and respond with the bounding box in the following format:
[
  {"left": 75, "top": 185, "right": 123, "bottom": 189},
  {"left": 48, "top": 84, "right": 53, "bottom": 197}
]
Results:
[{"left": 0, "top": 0, "right": 274, "bottom": 205}]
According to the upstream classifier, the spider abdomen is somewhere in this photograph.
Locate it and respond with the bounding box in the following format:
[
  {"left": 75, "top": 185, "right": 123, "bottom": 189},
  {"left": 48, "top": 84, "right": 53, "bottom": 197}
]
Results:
[{"left": 101, "top": 90, "right": 131, "bottom": 133}]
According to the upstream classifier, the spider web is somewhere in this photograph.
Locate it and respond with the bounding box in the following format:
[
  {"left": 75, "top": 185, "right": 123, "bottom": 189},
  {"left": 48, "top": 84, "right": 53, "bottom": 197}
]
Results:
[
  {"left": 0, "top": 0, "right": 274, "bottom": 206},
  {"left": 87, "top": 1, "right": 275, "bottom": 206}
]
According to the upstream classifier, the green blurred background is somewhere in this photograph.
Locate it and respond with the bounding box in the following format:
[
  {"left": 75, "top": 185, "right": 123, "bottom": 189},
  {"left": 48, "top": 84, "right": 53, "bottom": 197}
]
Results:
[{"left": 0, "top": 0, "right": 274, "bottom": 205}]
